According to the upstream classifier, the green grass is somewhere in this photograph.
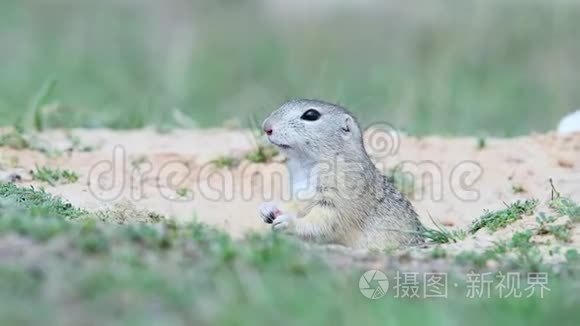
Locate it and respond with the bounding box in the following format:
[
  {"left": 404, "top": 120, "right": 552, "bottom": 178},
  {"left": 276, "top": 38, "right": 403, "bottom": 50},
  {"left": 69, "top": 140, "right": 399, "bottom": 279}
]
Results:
[
  {"left": 550, "top": 197, "right": 580, "bottom": 222},
  {"left": 509, "top": 230, "right": 535, "bottom": 251},
  {"left": 176, "top": 187, "right": 191, "bottom": 198},
  {"left": 476, "top": 137, "right": 487, "bottom": 150},
  {"left": 66, "top": 132, "right": 95, "bottom": 152},
  {"left": 535, "top": 210, "right": 573, "bottom": 243},
  {"left": 245, "top": 145, "right": 279, "bottom": 164},
  {"left": 544, "top": 224, "right": 572, "bottom": 242},
  {"left": 470, "top": 199, "right": 539, "bottom": 233},
  {"left": 26, "top": 78, "right": 58, "bottom": 132},
  {"left": 211, "top": 155, "right": 239, "bottom": 169},
  {"left": 0, "top": 1, "right": 579, "bottom": 135},
  {"left": 0, "top": 129, "right": 65, "bottom": 155},
  {"left": 0, "top": 183, "right": 85, "bottom": 219},
  {"left": 245, "top": 115, "right": 280, "bottom": 164},
  {"left": 31, "top": 165, "right": 79, "bottom": 186},
  {"left": 1, "top": 183, "right": 580, "bottom": 325},
  {"left": 420, "top": 214, "right": 467, "bottom": 244},
  {"left": 421, "top": 227, "right": 467, "bottom": 244},
  {"left": 455, "top": 230, "right": 546, "bottom": 272},
  {"left": 0, "top": 129, "right": 29, "bottom": 150}
]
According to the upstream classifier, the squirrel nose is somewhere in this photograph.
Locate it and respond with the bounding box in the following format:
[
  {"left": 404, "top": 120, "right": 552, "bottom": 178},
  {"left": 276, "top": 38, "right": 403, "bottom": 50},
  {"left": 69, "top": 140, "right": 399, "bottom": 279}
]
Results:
[{"left": 263, "top": 123, "right": 273, "bottom": 136}]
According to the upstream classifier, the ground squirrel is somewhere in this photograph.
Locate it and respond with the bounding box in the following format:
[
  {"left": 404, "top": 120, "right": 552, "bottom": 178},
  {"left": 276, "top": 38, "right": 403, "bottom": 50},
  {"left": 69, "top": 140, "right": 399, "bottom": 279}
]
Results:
[{"left": 259, "top": 99, "right": 424, "bottom": 250}]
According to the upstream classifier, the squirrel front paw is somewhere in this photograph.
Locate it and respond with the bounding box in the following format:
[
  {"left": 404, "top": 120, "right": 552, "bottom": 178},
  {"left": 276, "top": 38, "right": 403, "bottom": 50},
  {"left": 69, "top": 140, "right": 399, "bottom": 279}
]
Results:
[
  {"left": 271, "top": 214, "right": 296, "bottom": 232},
  {"left": 259, "top": 202, "right": 282, "bottom": 224}
]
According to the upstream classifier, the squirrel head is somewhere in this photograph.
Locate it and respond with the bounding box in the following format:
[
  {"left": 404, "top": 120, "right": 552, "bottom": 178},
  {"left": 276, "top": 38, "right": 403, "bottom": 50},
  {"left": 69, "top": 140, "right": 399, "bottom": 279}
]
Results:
[{"left": 262, "top": 99, "right": 366, "bottom": 162}]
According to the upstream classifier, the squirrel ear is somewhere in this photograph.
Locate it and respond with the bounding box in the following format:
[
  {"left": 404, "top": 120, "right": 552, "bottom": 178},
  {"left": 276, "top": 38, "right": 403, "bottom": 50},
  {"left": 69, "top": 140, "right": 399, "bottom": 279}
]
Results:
[{"left": 342, "top": 116, "right": 352, "bottom": 133}]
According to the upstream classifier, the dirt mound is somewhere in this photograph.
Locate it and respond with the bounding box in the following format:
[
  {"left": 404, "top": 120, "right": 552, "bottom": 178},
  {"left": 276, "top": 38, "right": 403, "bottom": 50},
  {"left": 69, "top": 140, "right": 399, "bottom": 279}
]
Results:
[{"left": 1, "top": 129, "right": 579, "bottom": 246}]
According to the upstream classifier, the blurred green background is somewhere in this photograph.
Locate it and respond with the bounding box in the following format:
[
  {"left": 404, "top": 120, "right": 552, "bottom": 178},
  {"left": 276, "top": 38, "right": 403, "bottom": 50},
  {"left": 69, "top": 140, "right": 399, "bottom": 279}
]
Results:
[{"left": 1, "top": 0, "right": 579, "bottom": 135}]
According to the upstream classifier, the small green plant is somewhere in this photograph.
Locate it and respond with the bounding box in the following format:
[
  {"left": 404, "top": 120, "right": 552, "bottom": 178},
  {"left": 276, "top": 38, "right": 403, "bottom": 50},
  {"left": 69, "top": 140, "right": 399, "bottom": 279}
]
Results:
[
  {"left": 535, "top": 212, "right": 557, "bottom": 224},
  {"left": 245, "top": 145, "right": 278, "bottom": 163},
  {"left": 537, "top": 223, "right": 572, "bottom": 242},
  {"left": 511, "top": 184, "right": 526, "bottom": 194},
  {"left": 211, "top": 155, "right": 239, "bottom": 169},
  {"left": 469, "top": 199, "right": 538, "bottom": 233},
  {"left": 32, "top": 166, "right": 79, "bottom": 186},
  {"left": 421, "top": 227, "right": 467, "bottom": 244},
  {"left": 0, "top": 129, "right": 30, "bottom": 149},
  {"left": 26, "top": 79, "right": 58, "bottom": 132},
  {"left": 456, "top": 231, "right": 545, "bottom": 271},
  {"left": 0, "top": 129, "right": 60, "bottom": 155},
  {"left": 0, "top": 183, "right": 85, "bottom": 219},
  {"left": 62, "top": 170, "right": 79, "bottom": 183},
  {"left": 502, "top": 230, "right": 546, "bottom": 271},
  {"left": 509, "top": 230, "right": 534, "bottom": 250},
  {"left": 176, "top": 187, "right": 191, "bottom": 198},
  {"left": 131, "top": 155, "right": 149, "bottom": 168},
  {"left": 66, "top": 133, "right": 94, "bottom": 152},
  {"left": 550, "top": 197, "right": 580, "bottom": 222},
  {"left": 431, "top": 246, "right": 447, "bottom": 259},
  {"left": 476, "top": 137, "right": 486, "bottom": 150},
  {"left": 245, "top": 115, "right": 279, "bottom": 164},
  {"left": 548, "top": 179, "right": 580, "bottom": 222},
  {"left": 546, "top": 225, "right": 571, "bottom": 242},
  {"left": 535, "top": 210, "right": 572, "bottom": 242},
  {"left": 419, "top": 214, "right": 466, "bottom": 244}
]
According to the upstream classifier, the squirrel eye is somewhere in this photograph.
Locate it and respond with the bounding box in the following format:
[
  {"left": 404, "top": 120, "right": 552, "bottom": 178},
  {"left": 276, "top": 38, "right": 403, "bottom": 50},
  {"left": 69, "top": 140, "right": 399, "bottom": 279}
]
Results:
[{"left": 300, "top": 109, "right": 321, "bottom": 121}]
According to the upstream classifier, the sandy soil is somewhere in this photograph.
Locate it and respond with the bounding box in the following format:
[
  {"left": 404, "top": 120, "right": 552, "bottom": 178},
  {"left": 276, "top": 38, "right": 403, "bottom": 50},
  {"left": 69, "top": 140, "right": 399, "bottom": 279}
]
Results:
[{"left": 1, "top": 128, "right": 579, "bottom": 251}]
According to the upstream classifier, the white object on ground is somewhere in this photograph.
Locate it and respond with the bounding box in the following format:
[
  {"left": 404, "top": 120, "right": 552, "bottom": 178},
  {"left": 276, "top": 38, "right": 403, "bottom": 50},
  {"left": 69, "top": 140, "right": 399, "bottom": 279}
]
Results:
[{"left": 557, "top": 110, "right": 580, "bottom": 134}]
